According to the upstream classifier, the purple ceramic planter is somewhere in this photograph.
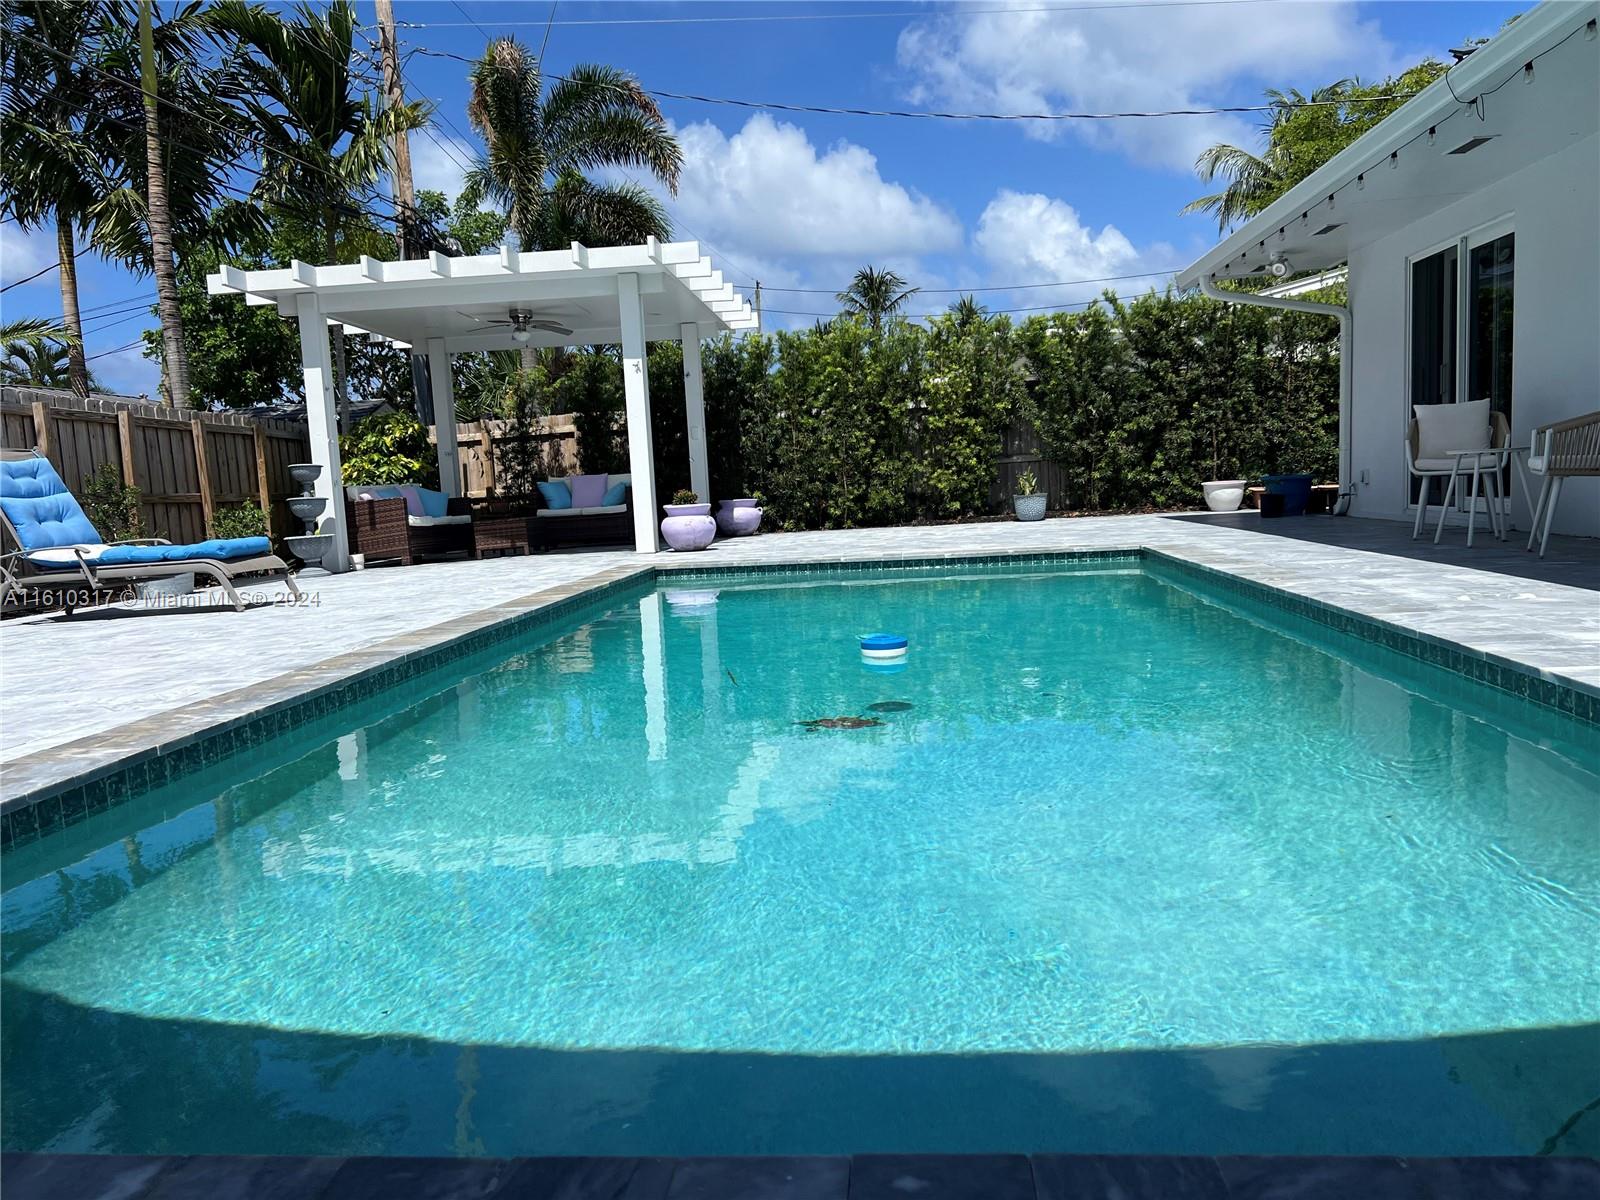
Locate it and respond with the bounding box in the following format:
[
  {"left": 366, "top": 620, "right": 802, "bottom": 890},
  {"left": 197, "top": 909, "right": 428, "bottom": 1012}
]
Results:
[
  {"left": 715, "top": 498, "right": 763, "bottom": 536},
  {"left": 661, "top": 503, "right": 717, "bottom": 551}
]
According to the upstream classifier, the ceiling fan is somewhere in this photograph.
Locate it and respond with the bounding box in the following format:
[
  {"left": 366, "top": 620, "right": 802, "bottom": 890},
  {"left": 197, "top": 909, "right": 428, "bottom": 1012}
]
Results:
[{"left": 456, "top": 307, "right": 573, "bottom": 342}]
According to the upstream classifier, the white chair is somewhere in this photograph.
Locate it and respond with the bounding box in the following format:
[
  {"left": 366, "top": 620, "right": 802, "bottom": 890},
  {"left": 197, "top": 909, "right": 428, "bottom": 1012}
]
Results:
[
  {"left": 1406, "top": 400, "right": 1509, "bottom": 542},
  {"left": 1526, "top": 410, "right": 1600, "bottom": 558}
]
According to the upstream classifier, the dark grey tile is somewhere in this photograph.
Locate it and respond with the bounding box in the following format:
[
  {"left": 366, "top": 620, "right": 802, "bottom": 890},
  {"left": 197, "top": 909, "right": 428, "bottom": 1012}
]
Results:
[
  {"left": 1398, "top": 1156, "right": 1600, "bottom": 1200},
  {"left": 1032, "top": 1154, "right": 1227, "bottom": 1199},
  {"left": 144, "top": 1155, "right": 345, "bottom": 1200},
  {"left": 0, "top": 1152, "right": 176, "bottom": 1200},
  {"left": 320, "top": 1155, "right": 516, "bottom": 1199},
  {"left": 667, "top": 1156, "right": 849, "bottom": 1200},
  {"left": 1216, "top": 1155, "right": 1418, "bottom": 1199},
  {"left": 848, "top": 1155, "right": 1033, "bottom": 1200},
  {"left": 502, "top": 1156, "right": 674, "bottom": 1200}
]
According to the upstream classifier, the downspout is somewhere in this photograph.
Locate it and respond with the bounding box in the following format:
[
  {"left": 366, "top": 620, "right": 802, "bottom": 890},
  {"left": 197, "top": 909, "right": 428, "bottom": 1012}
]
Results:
[{"left": 1198, "top": 274, "right": 1353, "bottom": 508}]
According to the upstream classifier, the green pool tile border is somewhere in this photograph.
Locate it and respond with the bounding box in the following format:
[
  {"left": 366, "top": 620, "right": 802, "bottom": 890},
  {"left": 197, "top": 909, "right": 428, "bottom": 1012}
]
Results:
[
  {"left": 3, "top": 546, "right": 1594, "bottom": 852},
  {"left": 1145, "top": 549, "right": 1600, "bottom": 727}
]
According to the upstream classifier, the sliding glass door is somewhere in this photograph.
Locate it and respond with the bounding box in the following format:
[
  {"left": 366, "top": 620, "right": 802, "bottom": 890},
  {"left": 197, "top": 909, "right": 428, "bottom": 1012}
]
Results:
[{"left": 1407, "top": 227, "right": 1514, "bottom": 507}]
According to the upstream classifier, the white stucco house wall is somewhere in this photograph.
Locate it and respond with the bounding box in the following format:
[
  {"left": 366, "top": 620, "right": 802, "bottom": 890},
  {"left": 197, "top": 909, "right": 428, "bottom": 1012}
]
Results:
[{"left": 1178, "top": 0, "right": 1598, "bottom": 537}]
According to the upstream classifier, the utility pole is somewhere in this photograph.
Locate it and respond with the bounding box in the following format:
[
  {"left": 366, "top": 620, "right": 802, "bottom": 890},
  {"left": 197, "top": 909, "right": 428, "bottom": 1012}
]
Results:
[
  {"left": 374, "top": 0, "right": 435, "bottom": 425},
  {"left": 374, "top": 0, "right": 416, "bottom": 259},
  {"left": 753, "top": 282, "right": 763, "bottom": 334}
]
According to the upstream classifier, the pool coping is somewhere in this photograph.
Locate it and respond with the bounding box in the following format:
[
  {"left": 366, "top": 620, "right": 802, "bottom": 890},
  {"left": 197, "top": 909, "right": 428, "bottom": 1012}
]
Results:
[{"left": 3, "top": 543, "right": 1596, "bottom": 851}]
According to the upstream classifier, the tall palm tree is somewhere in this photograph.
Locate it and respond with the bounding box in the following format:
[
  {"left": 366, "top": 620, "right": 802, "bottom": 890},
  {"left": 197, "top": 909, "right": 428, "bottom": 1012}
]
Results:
[
  {"left": 949, "top": 295, "right": 988, "bottom": 329},
  {"left": 1, "top": 0, "right": 105, "bottom": 397},
  {"left": 215, "top": 0, "right": 427, "bottom": 426},
  {"left": 82, "top": 1, "right": 262, "bottom": 407},
  {"left": 837, "top": 267, "right": 919, "bottom": 333},
  {"left": 463, "top": 41, "right": 681, "bottom": 252}
]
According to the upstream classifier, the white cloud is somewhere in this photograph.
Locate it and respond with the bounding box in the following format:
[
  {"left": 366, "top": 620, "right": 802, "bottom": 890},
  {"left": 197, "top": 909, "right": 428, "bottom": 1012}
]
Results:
[
  {"left": 897, "top": 1, "right": 1396, "bottom": 173},
  {"left": 410, "top": 133, "right": 478, "bottom": 200},
  {"left": 1, "top": 223, "right": 57, "bottom": 287},
  {"left": 669, "top": 113, "right": 963, "bottom": 268},
  {"left": 974, "top": 189, "right": 1175, "bottom": 310}
]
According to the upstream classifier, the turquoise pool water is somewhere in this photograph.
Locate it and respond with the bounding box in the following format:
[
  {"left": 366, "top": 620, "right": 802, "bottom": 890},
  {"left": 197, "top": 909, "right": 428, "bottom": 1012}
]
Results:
[{"left": 4, "top": 562, "right": 1597, "bottom": 1156}]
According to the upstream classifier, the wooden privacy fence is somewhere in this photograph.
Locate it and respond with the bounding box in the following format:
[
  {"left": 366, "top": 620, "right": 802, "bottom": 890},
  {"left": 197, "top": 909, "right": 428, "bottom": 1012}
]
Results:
[
  {"left": 436, "top": 412, "right": 579, "bottom": 498},
  {"left": 1, "top": 387, "right": 312, "bottom": 544},
  {"left": 988, "top": 412, "right": 1072, "bottom": 510}
]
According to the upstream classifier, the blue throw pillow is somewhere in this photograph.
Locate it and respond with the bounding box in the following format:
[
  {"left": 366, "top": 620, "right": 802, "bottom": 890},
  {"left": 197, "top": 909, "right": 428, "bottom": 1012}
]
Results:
[
  {"left": 418, "top": 488, "right": 449, "bottom": 518},
  {"left": 601, "top": 480, "right": 629, "bottom": 506},
  {"left": 536, "top": 480, "right": 572, "bottom": 510}
]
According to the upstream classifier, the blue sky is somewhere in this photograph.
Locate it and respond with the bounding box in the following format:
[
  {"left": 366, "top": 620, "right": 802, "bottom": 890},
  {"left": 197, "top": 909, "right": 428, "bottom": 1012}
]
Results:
[{"left": 1, "top": 0, "right": 1529, "bottom": 398}]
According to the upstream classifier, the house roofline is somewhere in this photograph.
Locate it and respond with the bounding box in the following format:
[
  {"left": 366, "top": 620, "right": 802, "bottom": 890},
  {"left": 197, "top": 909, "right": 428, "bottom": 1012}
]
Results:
[{"left": 1175, "top": 0, "right": 1597, "bottom": 291}]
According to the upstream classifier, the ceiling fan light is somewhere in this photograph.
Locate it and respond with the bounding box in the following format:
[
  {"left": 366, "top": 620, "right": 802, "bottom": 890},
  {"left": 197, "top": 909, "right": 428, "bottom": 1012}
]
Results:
[{"left": 512, "top": 328, "right": 531, "bottom": 344}]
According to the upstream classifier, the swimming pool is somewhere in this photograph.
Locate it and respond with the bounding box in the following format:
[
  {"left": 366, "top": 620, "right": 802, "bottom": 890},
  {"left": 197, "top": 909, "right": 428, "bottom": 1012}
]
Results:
[{"left": 3, "top": 559, "right": 1597, "bottom": 1156}]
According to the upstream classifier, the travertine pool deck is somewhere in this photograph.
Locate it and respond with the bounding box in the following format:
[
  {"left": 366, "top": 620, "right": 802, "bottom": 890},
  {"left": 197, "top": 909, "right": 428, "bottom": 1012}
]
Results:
[{"left": 1, "top": 512, "right": 1596, "bottom": 808}]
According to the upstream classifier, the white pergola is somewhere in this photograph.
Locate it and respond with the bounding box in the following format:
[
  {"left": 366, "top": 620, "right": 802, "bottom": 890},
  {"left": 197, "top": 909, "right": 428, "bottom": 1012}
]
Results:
[{"left": 207, "top": 239, "right": 759, "bottom": 570}]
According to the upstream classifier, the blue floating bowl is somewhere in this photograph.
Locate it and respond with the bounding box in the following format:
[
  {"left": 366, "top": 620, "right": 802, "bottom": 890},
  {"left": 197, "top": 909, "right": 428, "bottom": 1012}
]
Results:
[{"left": 859, "top": 633, "right": 908, "bottom": 653}]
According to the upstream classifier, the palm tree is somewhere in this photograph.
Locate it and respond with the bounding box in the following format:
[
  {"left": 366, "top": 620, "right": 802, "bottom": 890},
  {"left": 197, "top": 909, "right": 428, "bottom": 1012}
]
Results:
[
  {"left": 837, "top": 267, "right": 919, "bottom": 333},
  {"left": 82, "top": 0, "right": 263, "bottom": 408},
  {"left": 0, "top": 317, "right": 78, "bottom": 353},
  {"left": 215, "top": 0, "right": 427, "bottom": 426},
  {"left": 463, "top": 42, "right": 681, "bottom": 252},
  {"left": 1, "top": 1, "right": 105, "bottom": 397},
  {"left": 2, "top": 337, "right": 98, "bottom": 390},
  {"left": 949, "top": 295, "right": 988, "bottom": 329},
  {"left": 1182, "top": 83, "right": 1350, "bottom": 233}
]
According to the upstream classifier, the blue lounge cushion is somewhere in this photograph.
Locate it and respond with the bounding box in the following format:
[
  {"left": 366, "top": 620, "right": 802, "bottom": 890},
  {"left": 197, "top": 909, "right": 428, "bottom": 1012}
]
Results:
[
  {"left": 0, "top": 457, "right": 103, "bottom": 550},
  {"left": 601, "top": 479, "right": 629, "bottom": 506},
  {"left": 418, "top": 487, "right": 450, "bottom": 518},
  {"left": 536, "top": 480, "right": 572, "bottom": 510},
  {"left": 95, "top": 537, "right": 272, "bottom": 567}
]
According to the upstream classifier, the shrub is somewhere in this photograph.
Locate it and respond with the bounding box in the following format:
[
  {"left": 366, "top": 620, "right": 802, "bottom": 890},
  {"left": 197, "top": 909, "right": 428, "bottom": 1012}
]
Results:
[
  {"left": 212, "top": 503, "right": 267, "bottom": 540},
  {"left": 79, "top": 463, "right": 143, "bottom": 541},
  {"left": 339, "top": 411, "right": 439, "bottom": 488}
]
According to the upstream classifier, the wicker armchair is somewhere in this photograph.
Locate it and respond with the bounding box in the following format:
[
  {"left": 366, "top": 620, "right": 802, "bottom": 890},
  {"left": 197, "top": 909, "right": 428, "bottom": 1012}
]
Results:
[
  {"left": 345, "top": 493, "right": 473, "bottom": 565},
  {"left": 1527, "top": 409, "right": 1600, "bottom": 557}
]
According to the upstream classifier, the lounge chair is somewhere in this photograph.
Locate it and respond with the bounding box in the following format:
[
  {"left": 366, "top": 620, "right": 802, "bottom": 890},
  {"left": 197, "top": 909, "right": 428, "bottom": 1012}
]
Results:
[{"left": 0, "top": 450, "right": 301, "bottom": 613}]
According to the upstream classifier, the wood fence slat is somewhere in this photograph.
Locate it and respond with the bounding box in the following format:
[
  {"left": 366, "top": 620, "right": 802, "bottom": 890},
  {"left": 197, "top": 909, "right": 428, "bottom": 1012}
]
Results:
[
  {"left": 253, "top": 424, "right": 274, "bottom": 532},
  {"left": 117, "top": 410, "right": 137, "bottom": 488},
  {"left": 191, "top": 416, "right": 216, "bottom": 537},
  {"left": 30, "top": 401, "right": 53, "bottom": 466}
]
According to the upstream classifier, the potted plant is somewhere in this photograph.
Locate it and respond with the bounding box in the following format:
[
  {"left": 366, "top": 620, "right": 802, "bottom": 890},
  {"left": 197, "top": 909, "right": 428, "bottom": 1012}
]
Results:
[
  {"left": 1012, "top": 470, "right": 1047, "bottom": 522},
  {"left": 660, "top": 489, "right": 716, "bottom": 551}
]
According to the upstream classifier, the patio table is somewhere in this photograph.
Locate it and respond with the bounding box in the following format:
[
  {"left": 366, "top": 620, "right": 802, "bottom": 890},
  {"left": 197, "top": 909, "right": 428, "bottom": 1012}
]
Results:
[
  {"left": 472, "top": 514, "right": 535, "bottom": 559},
  {"left": 1434, "top": 445, "right": 1511, "bottom": 547}
]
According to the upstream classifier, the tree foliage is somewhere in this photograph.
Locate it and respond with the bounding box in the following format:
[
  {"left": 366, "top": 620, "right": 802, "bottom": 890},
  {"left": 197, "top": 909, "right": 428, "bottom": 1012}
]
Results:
[
  {"left": 1183, "top": 63, "right": 1448, "bottom": 230},
  {"left": 338, "top": 410, "right": 439, "bottom": 487}
]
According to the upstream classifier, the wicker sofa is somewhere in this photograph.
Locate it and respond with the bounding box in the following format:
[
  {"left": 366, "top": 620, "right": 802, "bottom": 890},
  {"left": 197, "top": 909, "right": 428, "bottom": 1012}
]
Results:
[
  {"left": 530, "top": 473, "right": 634, "bottom": 550},
  {"left": 344, "top": 484, "right": 473, "bottom": 565}
]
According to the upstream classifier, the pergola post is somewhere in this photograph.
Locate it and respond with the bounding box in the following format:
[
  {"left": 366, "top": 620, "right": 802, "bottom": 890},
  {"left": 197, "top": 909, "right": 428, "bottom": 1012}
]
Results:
[
  {"left": 426, "top": 337, "right": 461, "bottom": 496},
  {"left": 680, "top": 321, "right": 710, "bottom": 503},
  {"left": 294, "top": 292, "right": 351, "bottom": 572},
  {"left": 618, "top": 272, "right": 659, "bottom": 552}
]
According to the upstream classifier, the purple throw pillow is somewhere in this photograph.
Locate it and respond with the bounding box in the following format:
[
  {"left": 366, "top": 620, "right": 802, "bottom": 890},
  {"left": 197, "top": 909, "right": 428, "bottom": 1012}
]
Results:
[
  {"left": 397, "top": 485, "right": 426, "bottom": 517},
  {"left": 566, "top": 473, "right": 608, "bottom": 507}
]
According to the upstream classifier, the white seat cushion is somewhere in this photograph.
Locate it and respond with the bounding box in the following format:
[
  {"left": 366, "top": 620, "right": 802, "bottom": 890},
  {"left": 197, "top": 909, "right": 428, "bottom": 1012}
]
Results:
[
  {"left": 536, "top": 507, "right": 584, "bottom": 518},
  {"left": 1414, "top": 454, "right": 1503, "bottom": 472},
  {"left": 405, "top": 513, "right": 471, "bottom": 527},
  {"left": 576, "top": 504, "right": 628, "bottom": 516},
  {"left": 1414, "top": 399, "right": 1491, "bottom": 460}
]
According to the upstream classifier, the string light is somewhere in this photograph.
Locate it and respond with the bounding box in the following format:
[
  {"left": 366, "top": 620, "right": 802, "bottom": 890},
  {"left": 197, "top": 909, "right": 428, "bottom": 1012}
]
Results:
[
  {"left": 1389, "top": 151, "right": 1399, "bottom": 169},
  {"left": 1523, "top": 61, "right": 1535, "bottom": 84},
  {"left": 1427, "top": 126, "right": 1436, "bottom": 145},
  {"left": 1587, "top": 18, "right": 1596, "bottom": 40},
  {"left": 1327, "top": 193, "right": 1335, "bottom": 210},
  {"left": 1356, "top": 173, "right": 1365, "bottom": 190}
]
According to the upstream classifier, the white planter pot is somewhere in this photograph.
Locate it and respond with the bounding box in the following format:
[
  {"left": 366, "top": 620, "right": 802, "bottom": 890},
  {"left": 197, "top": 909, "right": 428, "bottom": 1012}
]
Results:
[{"left": 1203, "top": 480, "right": 1246, "bottom": 512}]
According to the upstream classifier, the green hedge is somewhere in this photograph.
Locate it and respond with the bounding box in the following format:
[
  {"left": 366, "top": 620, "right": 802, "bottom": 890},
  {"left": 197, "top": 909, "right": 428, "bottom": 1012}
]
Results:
[{"left": 559, "top": 291, "right": 1339, "bottom": 530}]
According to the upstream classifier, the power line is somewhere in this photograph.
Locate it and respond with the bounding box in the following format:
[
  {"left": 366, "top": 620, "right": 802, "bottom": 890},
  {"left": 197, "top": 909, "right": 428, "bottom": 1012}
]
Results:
[
  {"left": 0, "top": 244, "right": 93, "bottom": 293},
  {"left": 401, "top": 1, "right": 1279, "bottom": 30},
  {"left": 86, "top": 338, "right": 144, "bottom": 361},
  {"left": 406, "top": 47, "right": 1419, "bottom": 123},
  {"left": 761, "top": 268, "right": 1183, "bottom": 295}
]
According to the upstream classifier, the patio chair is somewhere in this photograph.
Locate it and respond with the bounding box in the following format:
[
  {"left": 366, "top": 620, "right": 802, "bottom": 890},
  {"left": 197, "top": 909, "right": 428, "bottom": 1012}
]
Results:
[
  {"left": 0, "top": 450, "right": 300, "bottom": 613},
  {"left": 1525, "top": 409, "right": 1600, "bottom": 558},
  {"left": 1405, "top": 401, "right": 1509, "bottom": 541}
]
